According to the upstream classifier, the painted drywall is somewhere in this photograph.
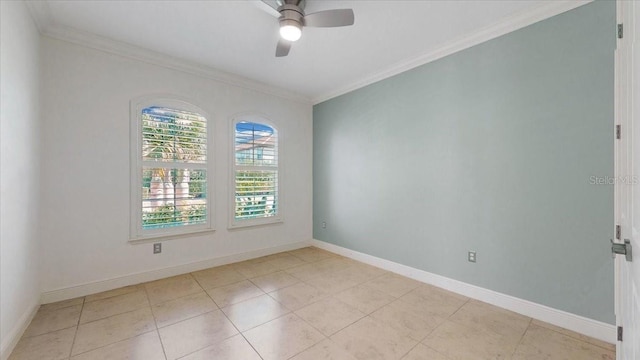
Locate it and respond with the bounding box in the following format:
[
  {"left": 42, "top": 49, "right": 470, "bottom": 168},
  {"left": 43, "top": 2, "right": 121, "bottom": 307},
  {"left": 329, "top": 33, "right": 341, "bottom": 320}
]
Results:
[
  {"left": 0, "top": 0, "right": 42, "bottom": 355},
  {"left": 39, "top": 38, "right": 312, "bottom": 293},
  {"left": 313, "top": 1, "right": 615, "bottom": 324}
]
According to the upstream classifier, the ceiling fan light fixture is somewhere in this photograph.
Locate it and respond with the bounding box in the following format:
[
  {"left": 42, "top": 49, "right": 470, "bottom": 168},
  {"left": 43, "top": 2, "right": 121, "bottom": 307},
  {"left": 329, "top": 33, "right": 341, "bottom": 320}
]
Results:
[
  {"left": 262, "top": 0, "right": 354, "bottom": 57},
  {"left": 279, "top": 19, "right": 302, "bottom": 41}
]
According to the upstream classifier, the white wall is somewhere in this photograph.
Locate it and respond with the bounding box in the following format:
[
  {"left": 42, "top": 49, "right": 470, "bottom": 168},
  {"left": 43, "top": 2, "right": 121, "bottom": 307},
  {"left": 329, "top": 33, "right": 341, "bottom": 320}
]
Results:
[
  {"left": 0, "top": 0, "right": 42, "bottom": 357},
  {"left": 39, "top": 37, "right": 313, "bottom": 295}
]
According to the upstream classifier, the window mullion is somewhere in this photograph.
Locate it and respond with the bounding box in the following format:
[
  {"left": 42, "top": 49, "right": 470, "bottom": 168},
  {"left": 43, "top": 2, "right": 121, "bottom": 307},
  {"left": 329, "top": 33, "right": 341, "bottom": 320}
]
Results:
[
  {"left": 142, "top": 161, "right": 205, "bottom": 170},
  {"left": 235, "top": 165, "right": 278, "bottom": 172}
]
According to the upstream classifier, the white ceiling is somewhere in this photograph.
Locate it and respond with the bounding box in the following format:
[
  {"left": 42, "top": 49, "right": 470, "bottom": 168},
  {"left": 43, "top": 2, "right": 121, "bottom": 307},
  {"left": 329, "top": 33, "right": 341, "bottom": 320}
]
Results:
[{"left": 28, "top": 0, "right": 581, "bottom": 103}]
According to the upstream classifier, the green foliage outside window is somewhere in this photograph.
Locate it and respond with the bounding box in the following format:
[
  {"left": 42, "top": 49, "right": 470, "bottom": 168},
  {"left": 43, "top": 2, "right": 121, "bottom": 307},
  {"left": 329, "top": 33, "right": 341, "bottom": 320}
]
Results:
[
  {"left": 235, "top": 171, "right": 277, "bottom": 219},
  {"left": 142, "top": 204, "right": 207, "bottom": 228},
  {"left": 141, "top": 106, "right": 207, "bottom": 229}
]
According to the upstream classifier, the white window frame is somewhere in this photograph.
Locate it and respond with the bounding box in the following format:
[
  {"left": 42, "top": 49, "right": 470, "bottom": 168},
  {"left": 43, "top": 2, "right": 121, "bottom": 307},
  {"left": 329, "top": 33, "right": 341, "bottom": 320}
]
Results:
[
  {"left": 229, "top": 114, "right": 283, "bottom": 229},
  {"left": 130, "top": 96, "right": 215, "bottom": 242}
]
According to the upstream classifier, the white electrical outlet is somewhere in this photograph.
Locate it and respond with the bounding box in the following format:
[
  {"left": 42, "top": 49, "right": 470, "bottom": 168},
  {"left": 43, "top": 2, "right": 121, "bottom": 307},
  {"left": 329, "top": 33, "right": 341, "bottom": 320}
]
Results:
[{"left": 468, "top": 251, "right": 476, "bottom": 263}]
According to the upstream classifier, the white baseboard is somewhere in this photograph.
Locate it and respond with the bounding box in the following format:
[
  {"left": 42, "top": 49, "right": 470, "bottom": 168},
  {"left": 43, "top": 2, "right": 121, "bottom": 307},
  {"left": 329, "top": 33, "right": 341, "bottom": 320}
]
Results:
[
  {"left": 311, "top": 239, "right": 616, "bottom": 344},
  {"left": 41, "top": 240, "right": 311, "bottom": 304},
  {"left": 0, "top": 301, "right": 39, "bottom": 360}
]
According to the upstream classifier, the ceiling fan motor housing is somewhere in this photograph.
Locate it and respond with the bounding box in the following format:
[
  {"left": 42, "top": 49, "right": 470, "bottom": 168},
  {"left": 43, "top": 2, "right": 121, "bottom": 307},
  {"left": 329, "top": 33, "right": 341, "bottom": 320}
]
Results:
[
  {"left": 278, "top": 3, "right": 304, "bottom": 28},
  {"left": 268, "top": 0, "right": 353, "bottom": 56}
]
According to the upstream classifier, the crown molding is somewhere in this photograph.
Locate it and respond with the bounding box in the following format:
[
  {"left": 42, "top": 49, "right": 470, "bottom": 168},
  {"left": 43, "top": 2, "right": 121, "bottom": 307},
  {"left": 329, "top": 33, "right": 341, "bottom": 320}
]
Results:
[
  {"left": 25, "top": 12, "right": 312, "bottom": 105},
  {"left": 311, "top": 0, "right": 592, "bottom": 105},
  {"left": 41, "top": 25, "right": 312, "bottom": 104},
  {"left": 25, "top": 0, "right": 591, "bottom": 106},
  {"left": 24, "top": 0, "right": 53, "bottom": 32}
]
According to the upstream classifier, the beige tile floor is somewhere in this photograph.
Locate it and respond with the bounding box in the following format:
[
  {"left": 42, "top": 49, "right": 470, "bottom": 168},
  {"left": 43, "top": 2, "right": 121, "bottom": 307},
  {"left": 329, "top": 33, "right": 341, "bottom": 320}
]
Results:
[{"left": 9, "top": 247, "right": 616, "bottom": 360}]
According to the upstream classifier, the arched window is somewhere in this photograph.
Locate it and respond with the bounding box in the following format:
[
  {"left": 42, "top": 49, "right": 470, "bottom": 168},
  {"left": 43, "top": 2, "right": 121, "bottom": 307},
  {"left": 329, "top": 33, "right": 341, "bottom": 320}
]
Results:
[
  {"left": 130, "top": 97, "right": 213, "bottom": 241},
  {"left": 231, "top": 117, "right": 281, "bottom": 228}
]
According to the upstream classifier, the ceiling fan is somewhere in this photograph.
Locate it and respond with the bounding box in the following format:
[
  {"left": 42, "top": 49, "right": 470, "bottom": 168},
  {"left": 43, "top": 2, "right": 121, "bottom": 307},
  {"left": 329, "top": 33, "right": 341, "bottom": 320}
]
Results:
[{"left": 257, "top": 0, "right": 355, "bottom": 57}]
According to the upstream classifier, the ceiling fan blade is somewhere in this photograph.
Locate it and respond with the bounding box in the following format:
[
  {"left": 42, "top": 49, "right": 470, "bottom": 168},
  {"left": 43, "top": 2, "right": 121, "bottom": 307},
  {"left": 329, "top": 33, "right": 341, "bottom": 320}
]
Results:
[
  {"left": 255, "top": 0, "right": 281, "bottom": 18},
  {"left": 276, "top": 39, "right": 292, "bottom": 57},
  {"left": 303, "top": 9, "right": 354, "bottom": 27}
]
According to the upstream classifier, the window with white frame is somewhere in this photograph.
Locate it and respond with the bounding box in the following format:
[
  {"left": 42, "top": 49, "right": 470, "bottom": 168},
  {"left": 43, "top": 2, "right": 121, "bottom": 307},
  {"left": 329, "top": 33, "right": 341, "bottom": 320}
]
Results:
[
  {"left": 130, "top": 98, "right": 213, "bottom": 241},
  {"left": 231, "top": 119, "right": 281, "bottom": 227}
]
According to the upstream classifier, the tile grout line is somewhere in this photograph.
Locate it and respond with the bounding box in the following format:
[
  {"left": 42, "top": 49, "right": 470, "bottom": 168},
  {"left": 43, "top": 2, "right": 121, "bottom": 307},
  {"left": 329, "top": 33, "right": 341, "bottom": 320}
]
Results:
[
  {"left": 424, "top": 343, "right": 454, "bottom": 360},
  {"left": 191, "top": 269, "right": 248, "bottom": 292},
  {"left": 448, "top": 297, "right": 471, "bottom": 319},
  {"left": 66, "top": 287, "right": 161, "bottom": 358},
  {"left": 208, "top": 291, "right": 267, "bottom": 360},
  {"left": 21, "top": 302, "right": 84, "bottom": 340},
  {"left": 66, "top": 296, "right": 86, "bottom": 359},
  {"left": 361, "top": 299, "right": 435, "bottom": 358},
  {"left": 142, "top": 283, "right": 169, "bottom": 360},
  {"left": 419, "top": 319, "right": 452, "bottom": 358},
  {"left": 157, "top": 281, "right": 257, "bottom": 359},
  {"left": 239, "top": 331, "right": 266, "bottom": 360},
  {"left": 225, "top": 311, "right": 266, "bottom": 360},
  {"left": 83, "top": 285, "right": 141, "bottom": 304},
  {"left": 65, "top": 330, "right": 159, "bottom": 358},
  {"left": 235, "top": 250, "right": 344, "bottom": 352},
  {"left": 151, "top": 288, "right": 214, "bottom": 309},
  {"left": 284, "top": 333, "right": 329, "bottom": 360},
  {"left": 399, "top": 341, "right": 423, "bottom": 360},
  {"left": 78, "top": 289, "right": 151, "bottom": 325},
  {"left": 70, "top": 303, "right": 149, "bottom": 327},
  {"left": 205, "top": 281, "right": 267, "bottom": 309},
  {"left": 510, "top": 318, "right": 534, "bottom": 359}
]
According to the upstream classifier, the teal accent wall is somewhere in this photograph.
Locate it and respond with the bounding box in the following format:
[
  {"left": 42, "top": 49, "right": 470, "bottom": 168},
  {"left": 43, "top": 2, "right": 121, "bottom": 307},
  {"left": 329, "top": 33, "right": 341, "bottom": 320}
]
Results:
[{"left": 313, "top": 1, "right": 615, "bottom": 324}]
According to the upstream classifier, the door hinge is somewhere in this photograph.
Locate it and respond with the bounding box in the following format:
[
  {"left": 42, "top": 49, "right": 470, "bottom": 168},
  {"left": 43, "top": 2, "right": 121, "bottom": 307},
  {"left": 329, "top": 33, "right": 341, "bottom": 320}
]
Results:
[
  {"left": 611, "top": 239, "right": 633, "bottom": 262},
  {"left": 617, "top": 326, "right": 623, "bottom": 341},
  {"left": 616, "top": 124, "right": 621, "bottom": 140},
  {"left": 616, "top": 225, "right": 621, "bottom": 240},
  {"left": 618, "top": 24, "right": 623, "bottom": 39}
]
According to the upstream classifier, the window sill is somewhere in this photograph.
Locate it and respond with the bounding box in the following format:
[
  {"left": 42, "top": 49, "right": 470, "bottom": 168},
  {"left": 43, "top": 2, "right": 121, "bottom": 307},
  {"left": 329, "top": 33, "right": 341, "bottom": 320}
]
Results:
[
  {"left": 129, "top": 228, "right": 216, "bottom": 244},
  {"left": 228, "top": 218, "right": 283, "bottom": 230}
]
